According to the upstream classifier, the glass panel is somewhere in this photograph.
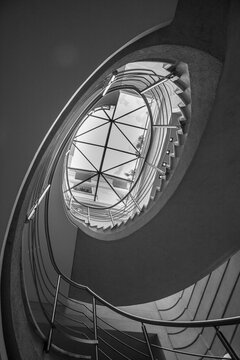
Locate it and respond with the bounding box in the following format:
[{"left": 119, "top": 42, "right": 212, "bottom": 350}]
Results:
[
  {"left": 94, "top": 174, "right": 126, "bottom": 206},
  {"left": 113, "top": 90, "right": 146, "bottom": 120},
  {"left": 89, "top": 109, "right": 110, "bottom": 120},
  {"left": 115, "top": 123, "right": 146, "bottom": 153},
  {"left": 74, "top": 116, "right": 108, "bottom": 139},
  {"left": 108, "top": 123, "right": 137, "bottom": 153},
  {"left": 102, "top": 148, "right": 137, "bottom": 175},
  {"left": 74, "top": 120, "right": 109, "bottom": 147},
  {"left": 70, "top": 142, "right": 104, "bottom": 170}
]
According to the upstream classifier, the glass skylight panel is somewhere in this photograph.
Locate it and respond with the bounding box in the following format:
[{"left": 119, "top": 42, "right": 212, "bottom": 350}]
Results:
[{"left": 63, "top": 60, "right": 189, "bottom": 231}]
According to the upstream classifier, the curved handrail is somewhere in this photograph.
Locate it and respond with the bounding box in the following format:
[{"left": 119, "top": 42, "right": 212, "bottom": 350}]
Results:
[
  {"left": 19, "top": 147, "right": 239, "bottom": 359},
  {"left": 20, "top": 60, "right": 239, "bottom": 331},
  {"left": 44, "top": 179, "right": 240, "bottom": 328}
]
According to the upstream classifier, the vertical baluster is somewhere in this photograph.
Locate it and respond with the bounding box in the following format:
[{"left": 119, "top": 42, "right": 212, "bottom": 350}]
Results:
[
  {"left": 92, "top": 297, "right": 99, "bottom": 360},
  {"left": 109, "top": 210, "right": 115, "bottom": 227},
  {"left": 129, "top": 193, "right": 141, "bottom": 212},
  {"left": 87, "top": 207, "right": 90, "bottom": 224},
  {"left": 215, "top": 327, "right": 239, "bottom": 360},
  {"left": 142, "top": 323, "right": 154, "bottom": 360},
  {"left": 45, "top": 275, "right": 61, "bottom": 352},
  {"left": 145, "top": 160, "right": 165, "bottom": 174}
]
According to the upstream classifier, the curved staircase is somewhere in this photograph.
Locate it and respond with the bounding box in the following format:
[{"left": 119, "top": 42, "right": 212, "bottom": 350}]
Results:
[{"left": 1, "top": 0, "right": 240, "bottom": 359}]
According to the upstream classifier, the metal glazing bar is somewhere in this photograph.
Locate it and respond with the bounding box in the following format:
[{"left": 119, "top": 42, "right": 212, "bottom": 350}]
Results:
[
  {"left": 63, "top": 173, "right": 97, "bottom": 193},
  {"left": 114, "top": 104, "right": 146, "bottom": 122},
  {"left": 115, "top": 119, "right": 148, "bottom": 131},
  {"left": 87, "top": 207, "right": 91, "bottom": 223},
  {"left": 101, "top": 172, "right": 133, "bottom": 184},
  {"left": 74, "top": 139, "right": 138, "bottom": 157},
  {"left": 109, "top": 210, "right": 115, "bottom": 227},
  {"left": 215, "top": 327, "right": 239, "bottom": 360},
  {"left": 89, "top": 113, "right": 110, "bottom": 121},
  {"left": 114, "top": 122, "right": 140, "bottom": 153},
  {"left": 141, "top": 323, "right": 154, "bottom": 360},
  {"left": 92, "top": 297, "right": 99, "bottom": 360},
  {"left": 67, "top": 166, "right": 96, "bottom": 173},
  {"left": 129, "top": 193, "right": 141, "bottom": 212},
  {"left": 46, "top": 275, "right": 61, "bottom": 352},
  {"left": 72, "top": 142, "right": 99, "bottom": 172},
  {"left": 74, "top": 120, "right": 109, "bottom": 139},
  {"left": 111, "top": 103, "right": 117, "bottom": 120},
  {"left": 27, "top": 184, "right": 51, "bottom": 220},
  {"left": 101, "top": 173, "right": 126, "bottom": 206},
  {"left": 94, "top": 119, "right": 113, "bottom": 201},
  {"left": 103, "top": 108, "right": 112, "bottom": 120}
]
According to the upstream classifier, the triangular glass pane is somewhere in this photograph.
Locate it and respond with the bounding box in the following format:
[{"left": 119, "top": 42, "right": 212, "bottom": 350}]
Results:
[
  {"left": 94, "top": 174, "right": 120, "bottom": 206},
  {"left": 68, "top": 145, "right": 95, "bottom": 171},
  {"left": 96, "top": 174, "right": 128, "bottom": 206},
  {"left": 104, "top": 158, "right": 138, "bottom": 180},
  {"left": 71, "top": 143, "right": 104, "bottom": 171},
  {"left": 89, "top": 107, "right": 110, "bottom": 120},
  {"left": 116, "top": 123, "right": 146, "bottom": 153},
  {"left": 113, "top": 90, "right": 146, "bottom": 121},
  {"left": 74, "top": 121, "right": 109, "bottom": 147},
  {"left": 102, "top": 148, "right": 137, "bottom": 179},
  {"left": 115, "top": 106, "right": 149, "bottom": 129},
  {"left": 74, "top": 116, "right": 108, "bottom": 139},
  {"left": 108, "top": 123, "right": 137, "bottom": 153},
  {"left": 67, "top": 168, "right": 98, "bottom": 193},
  {"left": 104, "top": 106, "right": 115, "bottom": 119}
]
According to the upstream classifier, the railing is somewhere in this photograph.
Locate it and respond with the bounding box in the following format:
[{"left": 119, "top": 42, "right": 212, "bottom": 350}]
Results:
[
  {"left": 7, "top": 60, "right": 235, "bottom": 359},
  {"left": 20, "top": 139, "right": 240, "bottom": 360}
]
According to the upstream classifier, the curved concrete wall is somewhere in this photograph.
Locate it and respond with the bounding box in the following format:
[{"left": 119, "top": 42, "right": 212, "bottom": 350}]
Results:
[
  {"left": 2, "top": 2, "right": 240, "bottom": 359},
  {"left": 70, "top": 0, "right": 240, "bottom": 306},
  {"left": 156, "top": 250, "right": 240, "bottom": 358},
  {"left": 0, "top": 2, "right": 178, "bottom": 359}
]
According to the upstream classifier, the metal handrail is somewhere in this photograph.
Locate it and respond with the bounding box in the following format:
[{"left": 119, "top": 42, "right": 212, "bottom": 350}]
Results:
[
  {"left": 23, "top": 170, "right": 240, "bottom": 359},
  {"left": 43, "top": 186, "right": 240, "bottom": 328}
]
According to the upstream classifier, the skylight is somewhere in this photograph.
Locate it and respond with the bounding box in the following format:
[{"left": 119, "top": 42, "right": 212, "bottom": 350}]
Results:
[{"left": 62, "top": 60, "right": 189, "bottom": 231}]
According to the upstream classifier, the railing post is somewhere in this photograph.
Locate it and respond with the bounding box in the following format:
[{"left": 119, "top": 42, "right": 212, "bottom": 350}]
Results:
[
  {"left": 45, "top": 275, "right": 61, "bottom": 352},
  {"left": 92, "top": 297, "right": 99, "bottom": 360},
  {"left": 215, "top": 327, "right": 239, "bottom": 360},
  {"left": 142, "top": 323, "right": 154, "bottom": 360},
  {"left": 109, "top": 209, "right": 115, "bottom": 227}
]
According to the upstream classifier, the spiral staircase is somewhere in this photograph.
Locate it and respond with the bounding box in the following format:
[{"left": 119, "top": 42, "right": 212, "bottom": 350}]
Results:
[{"left": 1, "top": 0, "right": 240, "bottom": 359}]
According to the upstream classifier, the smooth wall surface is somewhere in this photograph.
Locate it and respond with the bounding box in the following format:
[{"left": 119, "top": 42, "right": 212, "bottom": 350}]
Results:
[
  {"left": 0, "top": 0, "right": 177, "bottom": 246},
  {"left": 70, "top": 0, "right": 240, "bottom": 305}
]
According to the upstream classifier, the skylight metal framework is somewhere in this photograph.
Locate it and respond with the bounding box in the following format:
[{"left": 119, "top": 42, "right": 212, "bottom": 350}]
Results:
[{"left": 62, "top": 61, "right": 188, "bottom": 229}]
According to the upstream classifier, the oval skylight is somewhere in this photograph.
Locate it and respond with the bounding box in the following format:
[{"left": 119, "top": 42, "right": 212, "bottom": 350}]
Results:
[{"left": 62, "top": 60, "right": 189, "bottom": 231}]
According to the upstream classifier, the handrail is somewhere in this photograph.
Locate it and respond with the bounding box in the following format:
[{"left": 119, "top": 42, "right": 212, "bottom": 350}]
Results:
[
  {"left": 25, "top": 220, "right": 239, "bottom": 360},
  {"left": 21, "top": 158, "right": 240, "bottom": 359},
  {"left": 44, "top": 182, "right": 240, "bottom": 328}
]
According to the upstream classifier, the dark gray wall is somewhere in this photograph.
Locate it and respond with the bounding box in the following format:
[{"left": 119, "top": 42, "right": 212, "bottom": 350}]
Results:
[
  {"left": 69, "top": 0, "right": 240, "bottom": 305},
  {"left": 0, "top": 2, "right": 178, "bottom": 359},
  {"left": 0, "top": 0, "right": 177, "bottom": 246}
]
